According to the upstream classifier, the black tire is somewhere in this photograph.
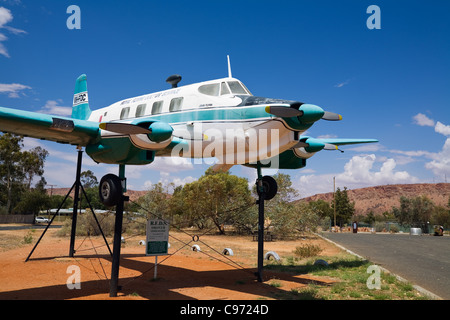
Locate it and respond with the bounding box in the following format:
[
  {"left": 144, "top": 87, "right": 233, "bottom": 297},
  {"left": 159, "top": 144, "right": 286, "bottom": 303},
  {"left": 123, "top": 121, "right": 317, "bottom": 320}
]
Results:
[
  {"left": 99, "top": 174, "right": 123, "bottom": 206},
  {"left": 256, "top": 175, "right": 278, "bottom": 201}
]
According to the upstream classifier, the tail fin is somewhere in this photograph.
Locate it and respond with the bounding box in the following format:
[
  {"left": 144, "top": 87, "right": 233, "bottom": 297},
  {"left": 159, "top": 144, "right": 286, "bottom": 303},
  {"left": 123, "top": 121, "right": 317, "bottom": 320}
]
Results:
[{"left": 72, "top": 74, "right": 92, "bottom": 120}]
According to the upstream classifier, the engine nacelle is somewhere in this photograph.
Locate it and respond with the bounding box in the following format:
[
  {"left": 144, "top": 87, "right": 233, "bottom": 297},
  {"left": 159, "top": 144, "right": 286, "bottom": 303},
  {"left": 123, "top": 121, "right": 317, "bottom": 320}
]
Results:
[{"left": 148, "top": 121, "right": 173, "bottom": 142}]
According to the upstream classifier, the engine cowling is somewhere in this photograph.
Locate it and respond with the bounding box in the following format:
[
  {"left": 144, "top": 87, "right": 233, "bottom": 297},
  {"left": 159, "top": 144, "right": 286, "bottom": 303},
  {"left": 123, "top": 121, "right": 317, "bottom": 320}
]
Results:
[{"left": 147, "top": 121, "right": 173, "bottom": 142}]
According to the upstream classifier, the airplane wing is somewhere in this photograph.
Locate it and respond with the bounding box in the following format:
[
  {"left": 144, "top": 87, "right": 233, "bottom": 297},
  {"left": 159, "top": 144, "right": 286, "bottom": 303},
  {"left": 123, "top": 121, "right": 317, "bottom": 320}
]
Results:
[
  {"left": 314, "top": 138, "right": 379, "bottom": 146},
  {"left": 0, "top": 106, "right": 99, "bottom": 146}
]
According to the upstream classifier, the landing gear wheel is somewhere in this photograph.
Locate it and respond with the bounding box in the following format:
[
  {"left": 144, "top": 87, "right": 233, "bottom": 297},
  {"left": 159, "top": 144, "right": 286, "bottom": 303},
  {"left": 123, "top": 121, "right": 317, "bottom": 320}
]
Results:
[
  {"left": 99, "top": 174, "right": 123, "bottom": 206},
  {"left": 257, "top": 175, "right": 278, "bottom": 201}
]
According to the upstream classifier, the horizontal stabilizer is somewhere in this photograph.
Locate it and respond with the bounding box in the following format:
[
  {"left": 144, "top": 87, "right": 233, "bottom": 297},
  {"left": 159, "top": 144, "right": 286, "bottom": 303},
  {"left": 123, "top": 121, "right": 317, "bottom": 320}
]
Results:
[{"left": 316, "top": 138, "right": 379, "bottom": 146}]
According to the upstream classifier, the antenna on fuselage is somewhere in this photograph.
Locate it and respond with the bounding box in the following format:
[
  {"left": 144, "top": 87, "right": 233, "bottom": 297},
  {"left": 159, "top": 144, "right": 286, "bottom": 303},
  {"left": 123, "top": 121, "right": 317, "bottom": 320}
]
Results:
[
  {"left": 166, "top": 74, "right": 182, "bottom": 88},
  {"left": 227, "top": 55, "right": 232, "bottom": 78}
]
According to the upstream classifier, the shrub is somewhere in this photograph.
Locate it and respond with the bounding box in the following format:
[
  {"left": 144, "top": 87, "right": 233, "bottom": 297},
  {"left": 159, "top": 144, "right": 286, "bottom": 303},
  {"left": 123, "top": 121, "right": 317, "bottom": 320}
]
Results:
[
  {"left": 57, "top": 210, "right": 116, "bottom": 237},
  {"left": 293, "top": 243, "right": 323, "bottom": 258}
]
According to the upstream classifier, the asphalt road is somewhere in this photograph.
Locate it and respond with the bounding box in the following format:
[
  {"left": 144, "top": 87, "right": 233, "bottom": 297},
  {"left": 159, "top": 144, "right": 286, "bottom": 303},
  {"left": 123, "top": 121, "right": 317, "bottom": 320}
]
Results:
[{"left": 322, "top": 232, "right": 450, "bottom": 299}]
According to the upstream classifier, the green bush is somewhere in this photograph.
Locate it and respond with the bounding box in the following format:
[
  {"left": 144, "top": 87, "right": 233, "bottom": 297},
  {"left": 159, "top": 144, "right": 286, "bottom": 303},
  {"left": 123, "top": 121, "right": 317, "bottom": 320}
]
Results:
[
  {"left": 57, "top": 210, "right": 116, "bottom": 237},
  {"left": 293, "top": 243, "right": 323, "bottom": 258}
]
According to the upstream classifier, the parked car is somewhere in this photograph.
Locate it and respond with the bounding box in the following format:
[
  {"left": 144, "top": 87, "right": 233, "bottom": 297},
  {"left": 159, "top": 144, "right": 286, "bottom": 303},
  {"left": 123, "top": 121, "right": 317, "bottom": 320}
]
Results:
[{"left": 35, "top": 216, "right": 50, "bottom": 224}]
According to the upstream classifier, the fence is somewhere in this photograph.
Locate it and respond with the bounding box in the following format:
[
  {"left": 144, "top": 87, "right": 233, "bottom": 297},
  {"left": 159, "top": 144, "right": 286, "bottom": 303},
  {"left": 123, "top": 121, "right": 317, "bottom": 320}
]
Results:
[{"left": 0, "top": 214, "right": 34, "bottom": 224}]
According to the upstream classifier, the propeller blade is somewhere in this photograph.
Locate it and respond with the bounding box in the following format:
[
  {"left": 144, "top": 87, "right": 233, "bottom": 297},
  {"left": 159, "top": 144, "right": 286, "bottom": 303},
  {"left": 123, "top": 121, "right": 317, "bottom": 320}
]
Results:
[
  {"left": 265, "top": 105, "right": 302, "bottom": 118},
  {"left": 293, "top": 141, "right": 309, "bottom": 149},
  {"left": 322, "top": 111, "right": 342, "bottom": 121},
  {"left": 99, "top": 122, "right": 151, "bottom": 134}
]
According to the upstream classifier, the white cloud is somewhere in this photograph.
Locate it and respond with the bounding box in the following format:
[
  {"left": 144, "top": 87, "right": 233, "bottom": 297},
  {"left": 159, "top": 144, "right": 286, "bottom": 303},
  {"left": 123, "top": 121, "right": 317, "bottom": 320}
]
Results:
[
  {"left": 435, "top": 121, "right": 450, "bottom": 137},
  {"left": 425, "top": 138, "right": 450, "bottom": 177},
  {"left": 151, "top": 157, "right": 194, "bottom": 172},
  {"left": 406, "top": 116, "right": 450, "bottom": 177},
  {"left": 38, "top": 100, "right": 72, "bottom": 116},
  {"left": 334, "top": 79, "right": 350, "bottom": 88},
  {"left": 0, "top": 6, "right": 26, "bottom": 58},
  {"left": 413, "top": 113, "right": 435, "bottom": 127},
  {"left": 0, "top": 83, "right": 31, "bottom": 98},
  {"left": 0, "top": 7, "right": 13, "bottom": 28},
  {"left": 295, "top": 154, "right": 418, "bottom": 197}
]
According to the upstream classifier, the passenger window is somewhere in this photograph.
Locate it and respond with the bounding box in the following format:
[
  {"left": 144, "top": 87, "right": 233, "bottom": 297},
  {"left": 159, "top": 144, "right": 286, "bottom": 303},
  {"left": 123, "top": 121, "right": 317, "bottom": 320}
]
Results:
[
  {"left": 152, "top": 101, "right": 163, "bottom": 115},
  {"left": 136, "top": 104, "right": 146, "bottom": 118},
  {"left": 220, "top": 82, "right": 230, "bottom": 95},
  {"left": 169, "top": 97, "right": 183, "bottom": 112},
  {"left": 198, "top": 83, "right": 220, "bottom": 96},
  {"left": 120, "top": 107, "right": 130, "bottom": 120},
  {"left": 228, "top": 81, "right": 248, "bottom": 94}
]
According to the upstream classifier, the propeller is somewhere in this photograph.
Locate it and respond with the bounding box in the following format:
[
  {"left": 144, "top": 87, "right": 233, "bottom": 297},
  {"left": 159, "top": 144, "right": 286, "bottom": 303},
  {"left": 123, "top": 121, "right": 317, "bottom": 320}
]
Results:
[
  {"left": 322, "top": 111, "right": 343, "bottom": 121},
  {"left": 100, "top": 121, "right": 174, "bottom": 142},
  {"left": 99, "top": 122, "right": 151, "bottom": 134},
  {"left": 265, "top": 104, "right": 342, "bottom": 122},
  {"left": 265, "top": 105, "right": 302, "bottom": 118}
]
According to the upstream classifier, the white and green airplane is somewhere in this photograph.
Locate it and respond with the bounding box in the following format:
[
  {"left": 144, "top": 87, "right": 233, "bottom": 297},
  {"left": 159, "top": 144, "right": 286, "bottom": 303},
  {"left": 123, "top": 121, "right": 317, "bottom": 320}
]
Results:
[{"left": 0, "top": 57, "right": 377, "bottom": 204}]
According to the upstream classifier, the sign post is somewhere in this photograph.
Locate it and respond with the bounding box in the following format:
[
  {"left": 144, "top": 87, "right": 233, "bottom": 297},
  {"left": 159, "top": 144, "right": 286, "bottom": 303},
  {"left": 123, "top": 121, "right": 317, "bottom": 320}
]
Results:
[{"left": 146, "top": 219, "right": 169, "bottom": 279}]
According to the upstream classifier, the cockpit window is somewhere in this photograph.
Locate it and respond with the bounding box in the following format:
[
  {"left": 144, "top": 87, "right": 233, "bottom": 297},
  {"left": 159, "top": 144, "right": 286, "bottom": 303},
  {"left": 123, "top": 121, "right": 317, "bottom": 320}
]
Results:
[
  {"left": 228, "top": 81, "right": 250, "bottom": 95},
  {"left": 220, "top": 82, "right": 230, "bottom": 95},
  {"left": 198, "top": 83, "right": 220, "bottom": 96}
]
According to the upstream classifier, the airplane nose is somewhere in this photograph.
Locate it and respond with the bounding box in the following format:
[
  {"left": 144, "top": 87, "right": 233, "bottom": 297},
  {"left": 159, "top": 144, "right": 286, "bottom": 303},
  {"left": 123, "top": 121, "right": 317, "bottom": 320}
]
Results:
[{"left": 299, "top": 104, "right": 325, "bottom": 123}]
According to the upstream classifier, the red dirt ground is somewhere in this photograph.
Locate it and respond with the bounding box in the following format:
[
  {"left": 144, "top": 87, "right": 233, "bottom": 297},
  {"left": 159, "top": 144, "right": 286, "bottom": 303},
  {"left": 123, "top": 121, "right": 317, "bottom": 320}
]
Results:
[{"left": 0, "top": 227, "right": 341, "bottom": 300}]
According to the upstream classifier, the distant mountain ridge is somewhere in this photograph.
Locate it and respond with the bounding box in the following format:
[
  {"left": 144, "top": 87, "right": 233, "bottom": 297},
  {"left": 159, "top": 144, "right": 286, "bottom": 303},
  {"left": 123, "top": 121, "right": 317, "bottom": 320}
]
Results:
[
  {"left": 300, "top": 183, "right": 450, "bottom": 215},
  {"left": 47, "top": 183, "right": 450, "bottom": 216}
]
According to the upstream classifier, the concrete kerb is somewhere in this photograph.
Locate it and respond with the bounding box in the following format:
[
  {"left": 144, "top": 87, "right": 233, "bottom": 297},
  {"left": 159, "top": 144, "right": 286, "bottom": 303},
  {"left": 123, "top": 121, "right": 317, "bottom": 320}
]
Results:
[{"left": 315, "top": 232, "right": 443, "bottom": 300}]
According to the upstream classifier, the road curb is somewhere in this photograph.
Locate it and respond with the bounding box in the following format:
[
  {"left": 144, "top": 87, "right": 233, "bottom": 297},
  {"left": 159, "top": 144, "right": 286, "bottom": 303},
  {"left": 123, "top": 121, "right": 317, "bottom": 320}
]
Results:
[{"left": 315, "top": 232, "right": 443, "bottom": 300}]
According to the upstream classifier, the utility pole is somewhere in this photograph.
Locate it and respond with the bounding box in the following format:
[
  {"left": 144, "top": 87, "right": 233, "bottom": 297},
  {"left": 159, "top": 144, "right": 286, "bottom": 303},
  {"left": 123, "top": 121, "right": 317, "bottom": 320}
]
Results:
[
  {"left": 333, "top": 177, "right": 337, "bottom": 229},
  {"left": 47, "top": 184, "right": 57, "bottom": 196}
]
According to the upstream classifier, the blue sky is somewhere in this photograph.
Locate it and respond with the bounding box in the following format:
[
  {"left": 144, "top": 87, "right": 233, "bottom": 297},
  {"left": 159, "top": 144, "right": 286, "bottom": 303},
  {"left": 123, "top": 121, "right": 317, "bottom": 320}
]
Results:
[{"left": 1, "top": 0, "right": 449, "bottom": 197}]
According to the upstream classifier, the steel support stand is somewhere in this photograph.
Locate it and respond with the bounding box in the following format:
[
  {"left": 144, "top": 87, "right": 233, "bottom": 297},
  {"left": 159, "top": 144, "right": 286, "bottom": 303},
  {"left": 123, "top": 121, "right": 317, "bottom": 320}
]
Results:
[
  {"left": 69, "top": 148, "right": 83, "bottom": 257},
  {"left": 25, "top": 183, "right": 76, "bottom": 262},
  {"left": 26, "top": 147, "right": 112, "bottom": 261},
  {"left": 256, "top": 165, "right": 265, "bottom": 282},
  {"left": 80, "top": 184, "right": 112, "bottom": 257},
  {"left": 109, "top": 164, "right": 128, "bottom": 297}
]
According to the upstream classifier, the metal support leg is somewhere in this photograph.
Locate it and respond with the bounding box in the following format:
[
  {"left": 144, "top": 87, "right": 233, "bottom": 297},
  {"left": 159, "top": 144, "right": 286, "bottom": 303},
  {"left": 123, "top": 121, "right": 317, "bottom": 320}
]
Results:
[
  {"left": 109, "top": 164, "right": 128, "bottom": 297},
  {"left": 256, "top": 164, "right": 265, "bottom": 282},
  {"left": 69, "top": 148, "right": 83, "bottom": 257},
  {"left": 25, "top": 183, "right": 76, "bottom": 262}
]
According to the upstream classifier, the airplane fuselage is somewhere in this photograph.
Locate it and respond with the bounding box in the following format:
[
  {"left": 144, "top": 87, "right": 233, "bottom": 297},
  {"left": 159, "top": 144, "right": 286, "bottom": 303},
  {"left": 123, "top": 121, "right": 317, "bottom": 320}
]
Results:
[{"left": 86, "top": 77, "right": 316, "bottom": 169}]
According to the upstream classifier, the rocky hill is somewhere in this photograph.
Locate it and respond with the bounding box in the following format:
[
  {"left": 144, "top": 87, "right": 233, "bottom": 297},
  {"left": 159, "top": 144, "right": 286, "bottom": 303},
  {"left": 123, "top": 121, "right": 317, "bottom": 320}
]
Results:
[
  {"left": 48, "top": 183, "right": 450, "bottom": 216},
  {"left": 300, "top": 183, "right": 450, "bottom": 216}
]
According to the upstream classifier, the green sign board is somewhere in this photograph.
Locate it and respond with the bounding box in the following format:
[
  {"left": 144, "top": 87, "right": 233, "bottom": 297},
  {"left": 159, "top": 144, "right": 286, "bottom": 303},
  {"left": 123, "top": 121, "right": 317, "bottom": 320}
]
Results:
[{"left": 146, "top": 219, "right": 169, "bottom": 256}]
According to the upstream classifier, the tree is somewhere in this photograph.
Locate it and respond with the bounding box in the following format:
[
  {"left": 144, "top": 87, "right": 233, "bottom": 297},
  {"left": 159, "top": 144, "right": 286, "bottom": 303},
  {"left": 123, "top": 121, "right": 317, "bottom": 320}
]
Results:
[
  {"left": 432, "top": 206, "right": 450, "bottom": 229},
  {"left": 80, "top": 170, "right": 98, "bottom": 188},
  {"left": 308, "top": 199, "right": 332, "bottom": 220},
  {"left": 259, "top": 173, "right": 320, "bottom": 238},
  {"left": 138, "top": 182, "right": 173, "bottom": 221},
  {"left": 0, "top": 133, "right": 24, "bottom": 213},
  {"left": 79, "top": 171, "right": 106, "bottom": 210},
  {"left": 331, "top": 187, "right": 355, "bottom": 226},
  {"left": 21, "top": 146, "right": 49, "bottom": 190},
  {"left": 174, "top": 169, "right": 253, "bottom": 234},
  {"left": 14, "top": 179, "right": 51, "bottom": 215},
  {"left": 0, "top": 134, "right": 49, "bottom": 213},
  {"left": 393, "top": 195, "right": 435, "bottom": 229}
]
